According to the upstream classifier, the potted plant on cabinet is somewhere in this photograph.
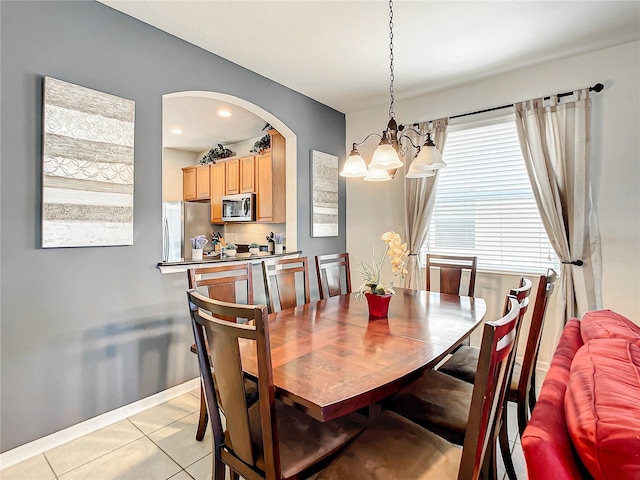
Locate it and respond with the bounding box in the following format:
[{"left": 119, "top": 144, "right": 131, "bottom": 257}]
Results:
[
  {"left": 200, "top": 144, "right": 233, "bottom": 164},
  {"left": 249, "top": 243, "right": 261, "bottom": 255},
  {"left": 225, "top": 243, "right": 237, "bottom": 257}
]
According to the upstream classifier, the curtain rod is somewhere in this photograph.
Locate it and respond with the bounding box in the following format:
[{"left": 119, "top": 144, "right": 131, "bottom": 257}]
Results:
[{"left": 448, "top": 82, "right": 604, "bottom": 121}]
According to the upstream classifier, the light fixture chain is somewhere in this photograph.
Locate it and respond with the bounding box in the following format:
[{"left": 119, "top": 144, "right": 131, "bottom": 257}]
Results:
[{"left": 388, "top": 0, "right": 395, "bottom": 119}]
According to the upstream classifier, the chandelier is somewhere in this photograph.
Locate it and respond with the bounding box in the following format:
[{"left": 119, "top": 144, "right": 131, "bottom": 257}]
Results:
[{"left": 340, "top": 0, "right": 446, "bottom": 181}]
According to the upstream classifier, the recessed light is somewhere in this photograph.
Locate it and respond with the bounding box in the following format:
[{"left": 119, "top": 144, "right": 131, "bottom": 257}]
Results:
[
  {"left": 171, "top": 128, "right": 183, "bottom": 135},
  {"left": 218, "top": 110, "right": 232, "bottom": 117}
]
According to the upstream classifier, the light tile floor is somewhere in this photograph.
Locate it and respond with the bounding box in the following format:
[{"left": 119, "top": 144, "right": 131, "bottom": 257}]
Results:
[{"left": 1, "top": 388, "right": 532, "bottom": 480}]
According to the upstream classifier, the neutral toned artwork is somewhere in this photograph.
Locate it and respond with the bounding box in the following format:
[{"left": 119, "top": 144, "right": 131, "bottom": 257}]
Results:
[
  {"left": 42, "top": 77, "right": 135, "bottom": 247},
  {"left": 311, "top": 150, "right": 339, "bottom": 237}
]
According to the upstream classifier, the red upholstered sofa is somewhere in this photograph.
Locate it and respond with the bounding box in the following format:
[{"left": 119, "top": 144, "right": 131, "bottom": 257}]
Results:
[{"left": 521, "top": 310, "right": 640, "bottom": 480}]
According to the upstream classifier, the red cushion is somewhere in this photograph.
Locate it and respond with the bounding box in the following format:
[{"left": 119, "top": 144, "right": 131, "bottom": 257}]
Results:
[
  {"left": 580, "top": 309, "right": 640, "bottom": 344},
  {"left": 564, "top": 338, "right": 640, "bottom": 480},
  {"left": 522, "top": 319, "right": 587, "bottom": 480}
]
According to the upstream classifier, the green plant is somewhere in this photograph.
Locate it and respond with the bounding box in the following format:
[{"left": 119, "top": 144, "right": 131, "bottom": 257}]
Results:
[
  {"left": 201, "top": 144, "right": 233, "bottom": 164},
  {"left": 249, "top": 242, "right": 260, "bottom": 248},
  {"left": 250, "top": 123, "right": 273, "bottom": 153},
  {"left": 225, "top": 243, "right": 237, "bottom": 250},
  {"left": 356, "top": 231, "right": 409, "bottom": 299}
]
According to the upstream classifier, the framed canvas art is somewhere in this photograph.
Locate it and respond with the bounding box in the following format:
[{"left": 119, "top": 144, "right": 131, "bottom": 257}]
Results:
[
  {"left": 311, "top": 150, "right": 338, "bottom": 237},
  {"left": 42, "top": 77, "right": 135, "bottom": 247}
]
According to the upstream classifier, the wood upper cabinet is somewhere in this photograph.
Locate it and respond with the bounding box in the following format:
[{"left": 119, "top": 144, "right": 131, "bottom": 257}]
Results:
[
  {"left": 182, "top": 165, "right": 210, "bottom": 201},
  {"left": 225, "top": 159, "right": 240, "bottom": 195},
  {"left": 256, "top": 130, "right": 286, "bottom": 223},
  {"left": 240, "top": 155, "right": 255, "bottom": 193},
  {"left": 210, "top": 162, "right": 226, "bottom": 224},
  {"left": 226, "top": 156, "right": 255, "bottom": 194}
]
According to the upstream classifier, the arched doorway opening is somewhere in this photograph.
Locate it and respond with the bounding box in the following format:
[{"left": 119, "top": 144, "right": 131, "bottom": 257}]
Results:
[{"left": 162, "top": 91, "right": 297, "bottom": 251}]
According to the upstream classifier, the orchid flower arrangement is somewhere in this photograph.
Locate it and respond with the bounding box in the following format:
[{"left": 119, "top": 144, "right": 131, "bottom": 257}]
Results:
[{"left": 357, "top": 231, "right": 409, "bottom": 298}]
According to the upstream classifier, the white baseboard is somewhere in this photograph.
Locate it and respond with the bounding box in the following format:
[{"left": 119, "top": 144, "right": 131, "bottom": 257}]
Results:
[{"left": 0, "top": 377, "right": 200, "bottom": 470}]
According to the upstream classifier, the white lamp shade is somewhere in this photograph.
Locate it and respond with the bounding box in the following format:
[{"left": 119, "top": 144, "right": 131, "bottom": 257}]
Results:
[
  {"left": 405, "top": 161, "right": 436, "bottom": 178},
  {"left": 368, "top": 143, "right": 403, "bottom": 169},
  {"left": 413, "top": 145, "right": 446, "bottom": 170},
  {"left": 340, "top": 151, "right": 368, "bottom": 177},
  {"left": 363, "top": 167, "right": 392, "bottom": 182}
]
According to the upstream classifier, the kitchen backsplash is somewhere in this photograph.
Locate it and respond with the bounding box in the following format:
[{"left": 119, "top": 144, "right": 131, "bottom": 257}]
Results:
[{"left": 219, "top": 222, "right": 286, "bottom": 246}]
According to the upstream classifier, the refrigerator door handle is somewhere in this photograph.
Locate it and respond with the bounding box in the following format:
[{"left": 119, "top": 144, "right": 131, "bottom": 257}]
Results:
[{"left": 162, "top": 217, "right": 169, "bottom": 262}]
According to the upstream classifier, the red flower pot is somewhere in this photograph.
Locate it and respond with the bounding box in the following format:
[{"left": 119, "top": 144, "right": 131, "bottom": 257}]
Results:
[{"left": 365, "top": 292, "right": 392, "bottom": 318}]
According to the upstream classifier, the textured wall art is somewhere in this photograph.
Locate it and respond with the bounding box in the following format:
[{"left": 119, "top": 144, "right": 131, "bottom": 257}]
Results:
[
  {"left": 311, "top": 150, "right": 339, "bottom": 237},
  {"left": 42, "top": 77, "right": 135, "bottom": 247}
]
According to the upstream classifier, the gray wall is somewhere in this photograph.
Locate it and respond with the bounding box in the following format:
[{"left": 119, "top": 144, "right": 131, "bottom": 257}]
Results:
[{"left": 0, "top": 1, "right": 346, "bottom": 452}]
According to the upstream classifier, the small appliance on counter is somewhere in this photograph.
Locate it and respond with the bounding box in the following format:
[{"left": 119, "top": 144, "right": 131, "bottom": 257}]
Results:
[{"left": 222, "top": 193, "right": 255, "bottom": 222}]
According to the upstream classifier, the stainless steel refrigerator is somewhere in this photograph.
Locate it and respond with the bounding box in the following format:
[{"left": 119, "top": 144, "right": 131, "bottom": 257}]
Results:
[{"left": 162, "top": 201, "right": 212, "bottom": 262}]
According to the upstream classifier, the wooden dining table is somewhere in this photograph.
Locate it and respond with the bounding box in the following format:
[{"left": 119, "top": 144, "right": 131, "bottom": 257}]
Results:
[{"left": 239, "top": 287, "right": 486, "bottom": 423}]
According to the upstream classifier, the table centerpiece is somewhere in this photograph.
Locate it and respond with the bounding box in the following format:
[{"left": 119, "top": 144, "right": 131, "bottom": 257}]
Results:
[{"left": 357, "top": 231, "right": 409, "bottom": 318}]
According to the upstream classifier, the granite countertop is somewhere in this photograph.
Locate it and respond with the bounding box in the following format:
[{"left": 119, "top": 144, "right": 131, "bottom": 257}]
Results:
[{"left": 157, "top": 250, "right": 302, "bottom": 274}]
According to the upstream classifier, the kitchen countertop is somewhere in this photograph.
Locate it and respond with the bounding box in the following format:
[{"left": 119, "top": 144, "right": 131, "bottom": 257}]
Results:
[{"left": 157, "top": 250, "right": 302, "bottom": 274}]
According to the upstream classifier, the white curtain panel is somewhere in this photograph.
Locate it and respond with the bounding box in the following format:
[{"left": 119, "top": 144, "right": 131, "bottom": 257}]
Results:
[
  {"left": 402, "top": 118, "right": 448, "bottom": 289},
  {"left": 514, "top": 90, "right": 602, "bottom": 320}
]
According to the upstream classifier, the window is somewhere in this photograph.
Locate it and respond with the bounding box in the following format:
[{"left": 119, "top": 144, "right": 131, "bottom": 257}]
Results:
[{"left": 424, "top": 112, "right": 558, "bottom": 275}]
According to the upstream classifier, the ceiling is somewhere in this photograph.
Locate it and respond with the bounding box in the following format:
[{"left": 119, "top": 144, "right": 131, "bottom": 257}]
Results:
[
  {"left": 100, "top": 0, "right": 640, "bottom": 148},
  {"left": 163, "top": 95, "right": 267, "bottom": 152}
]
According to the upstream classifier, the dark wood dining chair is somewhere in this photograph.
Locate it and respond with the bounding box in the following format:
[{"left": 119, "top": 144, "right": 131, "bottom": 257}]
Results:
[
  {"left": 440, "top": 271, "right": 557, "bottom": 479},
  {"left": 426, "top": 253, "right": 478, "bottom": 297},
  {"left": 187, "top": 263, "right": 256, "bottom": 441},
  {"left": 437, "top": 274, "right": 556, "bottom": 480},
  {"left": 427, "top": 254, "right": 478, "bottom": 348},
  {"left": 315, "top": 253, "right": 352, "bottom": 300},
  {"left": 262, "top": 256, "right": 311, "bottom": 313},
  {"left": 383, "top": 281, "right": 530, "bottom": 442},
  {"left": 318, "top": 295, "right": 521, "bottom": 480},
  {"left": 187, "top": 290, "right": 364, "bottom": 480}
]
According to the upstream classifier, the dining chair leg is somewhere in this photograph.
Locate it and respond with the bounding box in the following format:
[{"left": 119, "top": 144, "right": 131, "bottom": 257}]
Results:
[
  {"left": 196, "top": 382, "right": 208, "bottom": 441},
  {"left": 517, "top": 394, "right": 529, "bottom": 437},
  {"left": 213, "top": 457, "right": 225, "bottom": 480},
  {"left": 499, "top": 409, "right": 517, "bottom": 480},
  {"left": 529, "top": 370, "right": 538, "bottom": 413},
  {"left": 230, "top": 470, "right": 240, "bottom": 480},
  {"left": 481, "top": 443, "right": 498, "bottom": 480}
]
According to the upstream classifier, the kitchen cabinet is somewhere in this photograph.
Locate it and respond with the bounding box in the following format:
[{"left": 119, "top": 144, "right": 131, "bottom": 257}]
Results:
[
  {"left": 182, "top": 165, "right": 210, "bottom": 201},
  {"left": 210, "top": 162, "right": 226, "bottom": 224},
  {"left": 256, "top": 130, "right": 286, "bottom": 223},
  {"left": 240, "top": 155, "right": 255, "bottom": 193},
  {"left": 225, "top": 158, "right": 240, "bottom": 195},
  {"left": 226, "top": 156, "right": 255, "bottom": 194}
]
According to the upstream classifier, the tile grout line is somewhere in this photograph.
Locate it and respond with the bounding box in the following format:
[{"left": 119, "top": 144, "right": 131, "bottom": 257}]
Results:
[
  {"left": 44, "top": 431, "right": 146, "bottom": 478},
  {"left": 42, "top": 453, "right": 59, "bottom": 480},
  {"left": 143, "top": 415, "right": 212, "bottom": 471},
  {"left": 38, "top": 401, "right": 201, "bottom": 479}
]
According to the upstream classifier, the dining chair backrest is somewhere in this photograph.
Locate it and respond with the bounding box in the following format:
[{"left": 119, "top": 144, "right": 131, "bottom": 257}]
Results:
[
  {"left": 426, "top": 254, "right": 478, "bottom": 297},
  {"left": 504, "top": 277, "right": 533, "bottom": 390},
  {"left": 187, "top": 290, "right": 281, "bottom": 480},
  {"left": 187, "top": 262, "right": 254, "bottom": 306},
  {"left": 508, "top": 277, "right": 532, "bottom": 319},
  {"left": 315, "top": 253, "right": 352, "bottom": 300},
  {"left": 262, "top": 256, "right": 311, "bottom": 313},
  {"left": 515, "top": 269, "right": 557, "bottom": 402},
  {"left": 458, "top": 295, "right": 520, "bottom": 479}
]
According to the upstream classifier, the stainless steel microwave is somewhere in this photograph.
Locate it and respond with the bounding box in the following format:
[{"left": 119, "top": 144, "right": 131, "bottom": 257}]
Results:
[{"left": 222, "top": 193, "right": 255, "bottom": 222}]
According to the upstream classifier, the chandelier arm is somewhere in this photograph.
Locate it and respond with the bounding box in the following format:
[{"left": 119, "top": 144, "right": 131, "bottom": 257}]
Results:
[
  {"left": 399, "top": 134, "right": 421, "bottom": 150},
  {"left": 352, "top": 132, "right": 383, "bottom": 149}
]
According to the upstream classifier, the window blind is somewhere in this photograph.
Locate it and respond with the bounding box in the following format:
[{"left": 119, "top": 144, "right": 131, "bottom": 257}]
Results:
[{"left": 424, "top": 113, "right": 559, "bottom": 275}]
